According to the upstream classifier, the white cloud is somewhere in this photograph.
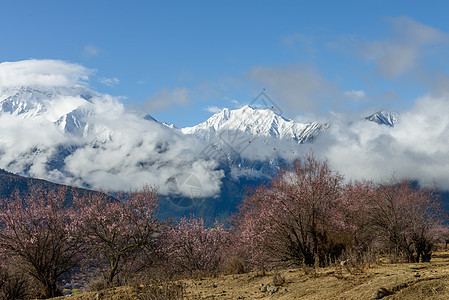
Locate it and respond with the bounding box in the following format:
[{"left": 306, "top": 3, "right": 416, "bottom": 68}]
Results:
[
  {"left": 100, "top": 77, "right": 119, "bottom": 87},
  {"left": 62, "top": 111, "right": 223, "bottom": 196},
  {"left": 344, "top": 89, "right": 366, "bottom": 100},
  {"left": 83, "top": 45, "right": 99, "bottom": 57},
  {"left": 0, "top": 113, "right": 69, "bottom": 177},
  {"left": 205, "top": 106, "right": 221, "bottom": 113},
  {"left": 360, "top": 16, "right": 449, "bottom": 78},
  {"left": 143, "top": 87, "right": 190, "bottom": 112},
  {"left": 0, "top": 59, "right": 91, "bottom": 87},
  {"left": 312, "top": 92, "right": 449, "bottom": 190}
]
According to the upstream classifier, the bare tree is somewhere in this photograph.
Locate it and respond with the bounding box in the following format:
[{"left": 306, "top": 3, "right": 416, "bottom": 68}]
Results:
[
  {"left": 0, "top": 187, "right": 85, "bottom": 298},
  {"left": 369, "top": 180, "right": 443, "bottom": 262}
]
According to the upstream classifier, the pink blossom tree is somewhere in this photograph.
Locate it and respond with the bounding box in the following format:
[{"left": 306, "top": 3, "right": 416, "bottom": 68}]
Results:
[
  {"left": 232, "top": 153, "right": 347, "bottom": 268},
  {"left": 161, "top": 215, "right": 229, "bottom": 275},
  {"left": 0, "top": 187, "right": 85, "bottom": 298},
  {"left": 75, "top": 185, "right": 160, "bottom": 284}
]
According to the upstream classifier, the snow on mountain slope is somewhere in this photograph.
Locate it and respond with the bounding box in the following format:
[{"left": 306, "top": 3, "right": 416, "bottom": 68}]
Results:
[
  {"left": 365, "top": 110, "right": 399, "bottom": 127},
  {"left": 181, "top": 105, "right": 329, "bottom": 144},
  {"left": 0, "top": 86, "right": 95, "bottom": 134}
]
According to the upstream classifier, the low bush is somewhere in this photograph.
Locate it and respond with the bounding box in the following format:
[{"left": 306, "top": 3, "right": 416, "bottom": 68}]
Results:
[{"left": 138, "top": 280, "right": 186, "bottom": 300}]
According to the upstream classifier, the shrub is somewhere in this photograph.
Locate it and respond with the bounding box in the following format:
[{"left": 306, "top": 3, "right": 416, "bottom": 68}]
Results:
[
  {"left": 222, "top": 256, "right": 247, "bottom": 275},
  {"left": 368, "top": 180, "right": 444, "bottom": 262},
  {"left": 161, "top": 215, "right": 229, "bottom": 275},
  {"left": 75, "top": 185, "right": 161, "bottom": 285},
  {"left": 138, "top": 280, "right": 186, "bottom": 300}
]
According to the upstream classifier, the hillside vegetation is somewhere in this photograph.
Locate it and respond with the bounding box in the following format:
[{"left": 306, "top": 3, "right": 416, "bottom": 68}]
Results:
[
  {"left": 0, "top": 153, "right": 447, "bottom": 299},
  {"left": 55, "top": 249, "right": 449, "bottom": 299}
]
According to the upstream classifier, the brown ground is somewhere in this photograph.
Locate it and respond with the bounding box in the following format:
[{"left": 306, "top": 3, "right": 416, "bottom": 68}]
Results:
[{"left": 55, "top": 250, "right": 449, "bottom": 299}]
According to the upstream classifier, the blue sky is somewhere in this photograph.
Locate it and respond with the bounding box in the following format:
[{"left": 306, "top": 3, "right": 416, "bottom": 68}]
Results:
[{"left": 2, "top": 0, "right": 449, "bottom": 127}]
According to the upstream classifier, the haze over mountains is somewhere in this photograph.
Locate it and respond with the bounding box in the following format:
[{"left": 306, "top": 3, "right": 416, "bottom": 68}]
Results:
[{"left": 1, "top": 59, "right": 449, "bottom": 207}]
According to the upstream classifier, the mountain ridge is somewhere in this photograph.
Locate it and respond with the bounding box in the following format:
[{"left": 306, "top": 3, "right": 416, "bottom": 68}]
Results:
[
  {"left": 365, "top": 110, "right": 399, "bottom": 127},
  {"left": 181, "top": 105, "right": 330, "bottom": 144},
  {"left": 0, "top": 168, "right": 114, "bottom": 206}
]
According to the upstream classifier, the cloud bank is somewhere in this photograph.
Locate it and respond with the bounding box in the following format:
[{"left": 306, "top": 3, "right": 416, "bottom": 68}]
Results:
[
  {"left": 0, "top": 60, "right": 223, "bottom": 197},
  {"left": 0, "top": 59, "right": 91, "bottom": 87},
  {"left": 310, "top": 91, "right": 449, "bottom": 190}
]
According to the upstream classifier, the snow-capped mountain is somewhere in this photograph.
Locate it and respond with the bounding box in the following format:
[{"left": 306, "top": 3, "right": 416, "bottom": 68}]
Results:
[
  {"left": 0, "top": 86, "right": 95, "bottom": 134},
  {"left": 181, "top": 105, "right": 329, "bottom": 144},
  {"left": 365, "top": 110, "right": 399, "bottom": 127}
]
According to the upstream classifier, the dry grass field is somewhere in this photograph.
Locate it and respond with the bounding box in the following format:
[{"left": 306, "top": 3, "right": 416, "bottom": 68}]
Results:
[{"left": 55, "top": 249, "right": 449, "bottom": 299}]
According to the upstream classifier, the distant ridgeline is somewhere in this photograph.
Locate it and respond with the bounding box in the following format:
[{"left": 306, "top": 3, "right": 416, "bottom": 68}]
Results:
[
  {"left": 0, "top": 167, "right": 265, "bottom": 225},
  {"left": 0, "top": 169, "right": 114, "bottom": 207}
]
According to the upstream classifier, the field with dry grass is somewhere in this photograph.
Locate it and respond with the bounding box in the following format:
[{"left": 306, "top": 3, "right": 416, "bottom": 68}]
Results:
[{"left": 55, "top": 249, "right": 449, "bottom": 299}]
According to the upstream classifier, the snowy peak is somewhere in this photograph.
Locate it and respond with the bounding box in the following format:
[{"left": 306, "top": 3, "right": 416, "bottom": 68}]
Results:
[
  {"left": 181, "top": 105, "right": 329, "bottom": 143},
  {"left": 365, "top": 110, "right": 399, "bottom": 127},
  {"left": 0, "top": 85, "right": 96, "bottom": 135},
  {"left": 0, "top": 86, "right": 93, "bottom": 118},
  {"left": 1, "top": 86, "right": 51, "bottom": 117},
  {"left": 144, "top": 114, "right": 177, "bottom": 129}
]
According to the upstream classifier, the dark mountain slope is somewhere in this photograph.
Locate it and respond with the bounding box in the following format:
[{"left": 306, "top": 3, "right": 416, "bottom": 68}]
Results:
[{"left": 0, "top": 168, "right": 113, "bottom": 206}]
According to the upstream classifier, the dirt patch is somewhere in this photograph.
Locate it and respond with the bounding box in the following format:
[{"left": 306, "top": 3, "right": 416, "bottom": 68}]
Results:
[{"left": 54, "top": 250, "right": 449, "bottom": 299}]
